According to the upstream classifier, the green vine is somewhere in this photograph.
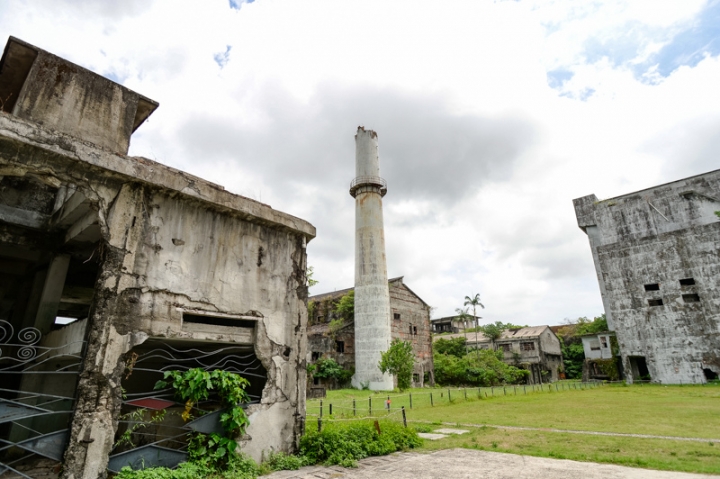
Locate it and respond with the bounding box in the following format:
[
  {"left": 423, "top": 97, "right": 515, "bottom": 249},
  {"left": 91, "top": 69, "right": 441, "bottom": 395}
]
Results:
[{"left": 154, "top": 368, "right": 251, "bottom": 467}]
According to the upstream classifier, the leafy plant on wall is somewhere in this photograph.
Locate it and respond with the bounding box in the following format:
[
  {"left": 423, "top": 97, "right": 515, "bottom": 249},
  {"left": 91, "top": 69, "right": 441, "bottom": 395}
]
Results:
[{"left": 154, "top": 368, "right": 251, "bottom": 468}]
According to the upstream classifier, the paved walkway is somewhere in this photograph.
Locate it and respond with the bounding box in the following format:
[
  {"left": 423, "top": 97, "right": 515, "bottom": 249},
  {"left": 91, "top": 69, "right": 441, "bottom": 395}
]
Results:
[
  {"left": 426, "top": 421, "right": 720, "bottom": 443},
  {"left": 264, "top": 448, "right": 717, "bottom": 478}
]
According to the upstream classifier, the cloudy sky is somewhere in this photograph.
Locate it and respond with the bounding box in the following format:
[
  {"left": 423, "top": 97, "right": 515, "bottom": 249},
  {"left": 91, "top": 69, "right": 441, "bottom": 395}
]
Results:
[{"left": 2, "top": 0, "right": 719, "bottom": 325}]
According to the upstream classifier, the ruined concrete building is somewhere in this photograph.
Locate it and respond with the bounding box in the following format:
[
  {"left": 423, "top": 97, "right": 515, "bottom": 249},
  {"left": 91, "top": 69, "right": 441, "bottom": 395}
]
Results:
[
  {"left": 574, "top": 170, "right": 720, "bottom": 384},
  {"left": 435, "top": 326, "right": 563, "bottom": 384},
  {"left": 0, "top": 37, "right": 315, "bottom": 478},
  {"left": 307, "top": 277, "right": 434, "bottom": 391}
]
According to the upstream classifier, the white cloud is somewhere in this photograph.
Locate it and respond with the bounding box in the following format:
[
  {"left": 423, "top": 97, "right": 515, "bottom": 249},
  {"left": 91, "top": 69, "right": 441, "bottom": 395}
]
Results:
[{"left": 1, "top": 0, "right": 718, "bottom": 325}]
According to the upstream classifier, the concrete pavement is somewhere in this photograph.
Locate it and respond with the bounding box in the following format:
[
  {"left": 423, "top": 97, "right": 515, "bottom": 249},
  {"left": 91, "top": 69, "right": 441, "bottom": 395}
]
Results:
[{"left": 263, "top": 448, "right": 717, "bottom": 478}]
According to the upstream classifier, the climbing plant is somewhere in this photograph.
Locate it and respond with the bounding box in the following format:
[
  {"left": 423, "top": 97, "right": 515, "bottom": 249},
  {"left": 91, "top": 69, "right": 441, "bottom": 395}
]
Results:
[{"left": 154, "top": 368, "right": 251, "bottom": 467}]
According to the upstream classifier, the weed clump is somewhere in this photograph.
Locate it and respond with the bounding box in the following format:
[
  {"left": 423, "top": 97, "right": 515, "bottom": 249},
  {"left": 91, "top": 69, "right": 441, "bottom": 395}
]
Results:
[{"left": 299, "top": 420, "right": 423, "bottom": 467}]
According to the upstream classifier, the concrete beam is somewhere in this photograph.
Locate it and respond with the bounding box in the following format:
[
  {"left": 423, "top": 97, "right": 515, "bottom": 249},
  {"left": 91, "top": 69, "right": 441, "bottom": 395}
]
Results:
[
  {"left": 52, "top": 190, "right": 90, "bottom": 228},
  {"left": 0, "top": 203, "right": 48, "bottom": 228},
  {"left": 64, "top": 210, "right": 99, "bottom": 243}
]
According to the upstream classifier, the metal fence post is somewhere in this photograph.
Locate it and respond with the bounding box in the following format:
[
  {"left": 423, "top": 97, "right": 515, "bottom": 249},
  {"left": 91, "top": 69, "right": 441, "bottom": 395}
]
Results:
[
  {"left": 430, "top": 392, "right": 434, "bottom": 406},
  {"left": 320, "top": 400, "right": 323, "bottom": 418},
  {"left": 318, "top": 416, "right": 322, "bottom": 432},
  {"left": 329, "top": 403, "right": 333, "bottom": 416},
  {"left": 402, "top": 406, "right": 407, "bottom": 428},
  {"left": 410, "top": 393, "right": 413, "bottom": 409},
  {"left": 369, "top": 396, "right": 372, "bottom": 415}
]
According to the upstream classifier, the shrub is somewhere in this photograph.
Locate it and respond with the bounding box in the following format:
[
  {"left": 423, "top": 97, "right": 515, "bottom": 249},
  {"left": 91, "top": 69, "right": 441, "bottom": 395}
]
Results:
[
  {"left": 299, "top": 420, "right": 423, "bottom": 467},
  {"left": 433, "top": 349, "right": 529, "bottom": 386}
]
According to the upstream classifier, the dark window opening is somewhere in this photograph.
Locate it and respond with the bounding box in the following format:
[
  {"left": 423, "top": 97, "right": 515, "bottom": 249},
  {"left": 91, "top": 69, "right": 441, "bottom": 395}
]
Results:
[
  {"left": 648, "top": 299, "right": 664, "bottom": 307},
  {"left": 521, "top": 342, "right": 535, "bottom": 351},
  {"left": 630, "top": 356, "right": 650, "bottom": 381},
  {"left": 412, "top": 373, "right": 419, "bottom": 383},
  {"left": 313, "top": 376, "right": 320, "bottom": 385},
  {"left": 682, "top": 293, "right": 700, "bottom": 303},
  {"left": 413, "top": 326, "right": 417, "bottom": 335},
  {"left": 183, "top": 313, "right": 256, "bottom": 329},
  {"left": 703, "top": 368, "right": 718, "bottom": 380},
  {"left": 335, "top": 340, "right": 344, "bottom": 353},
  {"left": 601, "top": 337, "right": 608, "bottom": 348},
  {"left": 311, "top": 351, "right": 321, "bottom": 361},
  {"left": 679, "top": 278, "right": 695, "bottom": 286},
  {"left": 644, "top": 283, "right": 660, "bottom": 291},
  {"left": 501, "top": 344, "right": 511, "bottom": 352},
  {"left": 394, "top": 312, "right": 401, "bottom": 320}
]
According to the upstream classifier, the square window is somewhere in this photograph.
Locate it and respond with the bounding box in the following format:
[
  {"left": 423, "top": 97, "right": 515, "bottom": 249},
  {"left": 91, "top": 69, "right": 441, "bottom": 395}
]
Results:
[
  {"left": 501, "top": 344, "right": 511, "bottom": 352},
  {"left": 311, "top": 351, "right": 321, "bottom": 361},
  {"left": 335, "top": 341, "right": 345, "bottom": 353},
  {"left": 682, "top": 293, "right": 700, "bottom": 303},
  {"left": 648, "top": 298, "right": 664, "bottom": 307},
  {"left": 394, "top": 312, "right": 401, "bottom": 320}
]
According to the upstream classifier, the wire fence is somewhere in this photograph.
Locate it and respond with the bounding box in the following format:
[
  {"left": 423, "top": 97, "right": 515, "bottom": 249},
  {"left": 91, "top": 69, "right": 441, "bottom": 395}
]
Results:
[{"left": 306, "top": 380, "right": 605, "bottom": 420}]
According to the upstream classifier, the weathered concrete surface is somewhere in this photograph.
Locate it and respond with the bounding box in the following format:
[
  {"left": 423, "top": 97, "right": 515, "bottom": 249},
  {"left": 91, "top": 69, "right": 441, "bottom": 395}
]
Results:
[
  {"left": 1, "top": 36, "right": 158, "bottom": 154},
  {"left": 350, "top": 127, "right": 393, "bottom": 391},
  {"left": 263, "top": 449, "right": 716, "bottom": 479},
  {"left": 574, "top": 170, "right": 720, "bottom": 384},
  {"left": 0, "top": 37, "right": 316, "bottom": 479}
]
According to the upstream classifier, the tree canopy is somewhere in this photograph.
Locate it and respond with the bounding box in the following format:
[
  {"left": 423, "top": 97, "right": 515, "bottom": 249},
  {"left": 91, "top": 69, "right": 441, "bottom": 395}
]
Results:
[{"left": 379, "top": 339, "right": 415, "bottom": 390}]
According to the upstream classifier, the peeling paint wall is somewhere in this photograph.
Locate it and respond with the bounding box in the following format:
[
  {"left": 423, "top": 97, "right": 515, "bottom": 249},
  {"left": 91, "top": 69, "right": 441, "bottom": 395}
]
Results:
[{"left": 574, "top": 170, "right": 720, "bottom": 384}]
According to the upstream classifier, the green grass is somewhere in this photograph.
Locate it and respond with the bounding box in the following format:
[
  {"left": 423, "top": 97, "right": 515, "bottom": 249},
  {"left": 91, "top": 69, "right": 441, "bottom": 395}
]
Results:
[
  {"left": 310, "top": 383, "right": 720, "bottom": 439},
  {"left": 415, "top": 425, "right": 720, "bottom": 475},
  {"left": 308, "top": 383, "right": 720, "bottom": 474}
]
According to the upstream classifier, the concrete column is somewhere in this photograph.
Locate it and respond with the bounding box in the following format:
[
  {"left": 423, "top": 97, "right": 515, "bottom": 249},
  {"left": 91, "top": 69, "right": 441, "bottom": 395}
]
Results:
[
  {"left": 350, "top": 127, "right": 393, "bottom": 391},
  {"left": 23, "top": 254, "right": 70, "bottom": 333}
]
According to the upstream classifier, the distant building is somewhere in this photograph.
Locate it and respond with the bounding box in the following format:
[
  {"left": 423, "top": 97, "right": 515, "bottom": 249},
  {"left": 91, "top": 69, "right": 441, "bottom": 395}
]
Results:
[
  {"left": 574, "top": 170, "right": 720, "bottom": 384},
  {"left": 581, "top": 332, "right": 620, "bottom": 381},
  {"left": 308, "top": 277, "right": 434, "bottom": 388},
  {"left": 431, "top": 314, "right": 481, "bottom": 333},
  {"left": 434, "top": 326, "right": 563, "bottom": 384}
]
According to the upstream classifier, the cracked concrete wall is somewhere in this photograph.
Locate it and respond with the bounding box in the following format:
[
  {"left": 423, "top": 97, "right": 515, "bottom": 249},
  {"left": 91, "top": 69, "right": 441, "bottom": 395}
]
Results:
[
  {"left": 0, "top": 111, "right": 314, "bottom": 477},
  {"left": 574, "top": 169, "right": 720, "bottom": 384}
]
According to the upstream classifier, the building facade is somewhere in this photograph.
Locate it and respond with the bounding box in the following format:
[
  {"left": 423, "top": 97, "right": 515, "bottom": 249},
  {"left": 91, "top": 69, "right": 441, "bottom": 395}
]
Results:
[
  {"left": 0, "top": 37, "right": 315, "bottom": 478},
  {"left": 574, "top": 170, "right": 720, "bottom": 384},
  {"left": 581, "top": 332, "right": 620, "bottom": 381},
  {"left": 307, "top": 277, "right": 434, "bottom": 388},
  {"left": 435, "top": 326, "right": 563, "bottom": 384}
]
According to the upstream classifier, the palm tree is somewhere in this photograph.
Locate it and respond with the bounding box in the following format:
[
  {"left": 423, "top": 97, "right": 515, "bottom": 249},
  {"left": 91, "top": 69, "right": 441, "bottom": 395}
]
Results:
[
  {"left": 455, "top": 307, "right": 471, "bottom": 355},
  {"left": 464, "top": 293, "right": 485, "bottom": 355}
]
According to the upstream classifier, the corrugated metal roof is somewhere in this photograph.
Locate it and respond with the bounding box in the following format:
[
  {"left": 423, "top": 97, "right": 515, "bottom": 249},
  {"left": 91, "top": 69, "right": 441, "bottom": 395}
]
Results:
[{"left": 433, "top": 325, "right": 552, "bottom": 343}]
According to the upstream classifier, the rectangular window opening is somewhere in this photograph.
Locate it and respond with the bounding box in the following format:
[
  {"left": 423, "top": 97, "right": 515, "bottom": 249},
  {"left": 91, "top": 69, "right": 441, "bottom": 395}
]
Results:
[
  {"left": 311, "top": 351, "right": 321, "bottom": 361},
  {"left": 183, "top": 313, "right": 256, "bottom": 328},
  {"left": 335, "top": 340, "right": 345, "bottom": 353},
  {"left": 679, "top": 278, "right": 695, "bottom": 286},
  {"left": 394, "top": 312, "right": 401, "bottom": 320},
  {"left": 521, "top": 342, "right": 535, "bottom": 351},
  {"left": 644, "top": 283, "right": 660, "bottom": 291},
  {"left": 682, "top": 293, "right": 700, "bottom": 303},
  {"left": 413, "top": 326, "right": 417, "bottom": 335},
  {"left": 648, "top": 298, "right": 664, "bottom": 307}
]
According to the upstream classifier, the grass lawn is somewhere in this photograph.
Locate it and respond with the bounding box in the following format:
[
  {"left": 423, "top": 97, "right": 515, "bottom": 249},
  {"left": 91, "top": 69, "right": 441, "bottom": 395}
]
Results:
[{"left": 307, "top": 383, "right": 720, "bottom": 474}]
